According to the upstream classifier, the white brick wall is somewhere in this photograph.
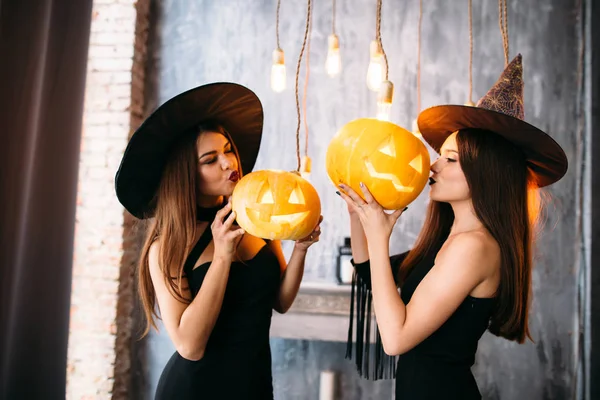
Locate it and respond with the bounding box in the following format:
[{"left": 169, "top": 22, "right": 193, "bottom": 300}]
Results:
[{"left": 67, "top": 0, "right": 149, "bottom": 398}]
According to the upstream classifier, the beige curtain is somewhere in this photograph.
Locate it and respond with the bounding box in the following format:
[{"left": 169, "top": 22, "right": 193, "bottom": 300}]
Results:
[{"left": 0, "top": 0, "right": 93, "bottom": 398}]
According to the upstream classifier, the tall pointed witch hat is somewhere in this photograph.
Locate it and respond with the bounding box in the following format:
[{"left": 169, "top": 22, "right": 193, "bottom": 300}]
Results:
[{"left": 417, "top": 54, "right": 567, "bottom": 187}]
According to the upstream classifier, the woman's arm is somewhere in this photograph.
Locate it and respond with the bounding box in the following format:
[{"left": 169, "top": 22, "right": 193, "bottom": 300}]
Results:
[
  {"left": 149, "top": 202, "right": 244, "bottom": 361},
  {"left": 341, "top": 189, "right": 403, "bottom": 283},
  {"left": 351, "top": 252, "right": 408, "bottom": 287},
  {"left": 272, "top": 216, "right": 323, "bottom": 313},
  {"left": 349, "top": 211, "right": 369, "bottom": 263},
  {"left": 269, "top": 241, "right": 307, "bottom": 313},
  {"left": 368, "top": 232, "right": 491, "bottom": 355},
  {"left": 149, "top": 244, "right": 233, "bottom": 360}
]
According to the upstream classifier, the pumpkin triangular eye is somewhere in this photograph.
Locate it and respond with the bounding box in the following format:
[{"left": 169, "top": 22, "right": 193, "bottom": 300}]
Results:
[
  {"left": 258, "top": 182, "right": 274, "bottom": 204},
  {"left": 409, "top": 154, "right": 423, "bottom": 173},
  {"left": 377, "top": 136, "right": 396, "bottom": 157},
  {"left": 288, "top": 186, "right": 305, "bottom": 204}
]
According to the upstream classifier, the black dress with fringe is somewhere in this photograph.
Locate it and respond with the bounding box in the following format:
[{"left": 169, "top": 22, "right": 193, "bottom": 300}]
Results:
[
  {"left": 346, "top": 238, "right": 496, "bottom": 399},
  {"left": 155, "top": 220, "right": 281, "bottom": 400}
]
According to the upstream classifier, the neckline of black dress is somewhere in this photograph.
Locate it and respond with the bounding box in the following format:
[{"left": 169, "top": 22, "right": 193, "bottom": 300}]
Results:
[{"left": 196, "top": 199, "right": 226, "bottom": 222}]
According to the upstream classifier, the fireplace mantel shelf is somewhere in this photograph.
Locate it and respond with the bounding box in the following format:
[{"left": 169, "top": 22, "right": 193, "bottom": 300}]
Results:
[{"left": 269, "top": 281, "right": 353, "bottom": 343}]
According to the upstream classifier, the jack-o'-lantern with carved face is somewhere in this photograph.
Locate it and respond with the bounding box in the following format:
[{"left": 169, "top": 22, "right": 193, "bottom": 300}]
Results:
[
  {"left": 231, "top": 170, "right": 321, "bottom": 240},
  {"left": 326, "top": 118, "right": 430, "bottom": 210}
]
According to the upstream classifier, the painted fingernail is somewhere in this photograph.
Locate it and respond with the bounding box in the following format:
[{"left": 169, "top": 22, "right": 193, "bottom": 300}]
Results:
[
  {"left": 335, "top": 191, "right": 341, "bottom": 196},
  {"left": 403, "top": 207, "right": 408, "bottom": 211}
]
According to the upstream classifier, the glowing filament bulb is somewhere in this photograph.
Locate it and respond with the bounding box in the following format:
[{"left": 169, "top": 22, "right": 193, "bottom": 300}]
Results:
[
  {"left": 366, "top": 40, "right": 385, "bottom": 91},
  {"left": 412, "top": 118, "right": 422, "bottom": 138},
  {"left": 325, "top": 34, "right": 341, "bottom": 77},
  {"left": 271, "top": 48, "right": 286, "bottom": 93},
  {"left": 300, "top": 155, "right": 312, "bottom": 181},
  {"left": 376, "top": 80, "right": 394, "bottom": 121}
]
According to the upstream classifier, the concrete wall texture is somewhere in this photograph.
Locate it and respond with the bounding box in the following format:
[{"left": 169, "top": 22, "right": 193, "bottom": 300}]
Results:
[{"left": 134, "top": 0, "right": 584, "bottom": 399}]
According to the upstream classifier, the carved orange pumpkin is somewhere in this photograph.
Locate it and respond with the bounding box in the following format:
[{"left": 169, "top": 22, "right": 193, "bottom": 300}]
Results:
[
  {"left": 231, "top": 170, "right": 321, "bottom": 240},
  {"left": 326, "top": 118, "right": 430, "bottom": 210}
]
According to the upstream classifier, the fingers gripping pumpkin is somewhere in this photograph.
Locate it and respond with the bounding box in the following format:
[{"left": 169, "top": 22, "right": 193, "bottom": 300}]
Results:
[
  {"left": 231, "top": 170, "right": 322, "bottom": 240},
  {"left": 326, "top": 118, "right": 430, "bottom": 210}
]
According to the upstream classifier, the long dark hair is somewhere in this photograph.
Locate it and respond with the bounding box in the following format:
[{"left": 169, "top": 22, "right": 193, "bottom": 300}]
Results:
[
  {"left": 398, "top": 128, "right": 543, "bottom": 343},
  {"left": 137, "top": 121, "right": 241, "bottom": 337}
]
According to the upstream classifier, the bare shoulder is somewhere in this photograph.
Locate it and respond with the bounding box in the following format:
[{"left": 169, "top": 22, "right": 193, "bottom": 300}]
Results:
[
  {"left": 148, "top": 238, "right": 162, "bottom": 277},
  {"left": 437, "top": 230, "right": 500, "bottom": 277},
  {"left": 149, "top": 236, "right": 183, "bottom": 277}
]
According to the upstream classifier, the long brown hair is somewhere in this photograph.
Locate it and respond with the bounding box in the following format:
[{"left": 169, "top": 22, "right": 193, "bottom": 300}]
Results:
[
  {"left": 398, "top": 128, "right": 543, "bottom": 343},
  {"left": 137, "top": 121, "right": 240, "bottom": 337}
]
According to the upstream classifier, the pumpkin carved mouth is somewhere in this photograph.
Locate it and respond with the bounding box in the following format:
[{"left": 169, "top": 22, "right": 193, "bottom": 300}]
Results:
[
  {"left": 246, "top": 209, "right": 310, "bottom": 226},
  {"left": 364, "top": 160, "right": 415, "bottom": 193}
]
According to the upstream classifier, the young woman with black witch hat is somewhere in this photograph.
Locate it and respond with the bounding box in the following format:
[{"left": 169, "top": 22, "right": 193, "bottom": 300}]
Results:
[{"left": 115, "top": 83, "right": 322, "bottom": 399}]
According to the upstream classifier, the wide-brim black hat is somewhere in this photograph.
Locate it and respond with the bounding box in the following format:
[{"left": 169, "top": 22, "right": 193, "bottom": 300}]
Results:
[
  {"left": 417, "top": 54, "right": 568, "bottom": 187},
  {"left": 115, "top": 82, "right": 263, "bottom": 219}
]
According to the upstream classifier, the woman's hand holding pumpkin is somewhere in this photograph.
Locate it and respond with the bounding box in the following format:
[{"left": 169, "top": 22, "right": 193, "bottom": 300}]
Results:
[
  {"left": 212, "top": 199, "right": 245, "bottom": 261},
  {"left": 294, "top": 215, "right": 323, "bottom": 251},
  {"left": 337, "top": 183, "right": 406, "bottom": 242}
]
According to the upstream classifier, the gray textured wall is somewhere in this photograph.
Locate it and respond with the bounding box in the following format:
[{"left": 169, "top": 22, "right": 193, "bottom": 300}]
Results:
[{"left": 136, "top": 0, "right": 582, "bottom": 398}]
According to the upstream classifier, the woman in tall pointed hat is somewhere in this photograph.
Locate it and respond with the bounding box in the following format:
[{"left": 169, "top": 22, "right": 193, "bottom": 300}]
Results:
[
  {"left": 115, "top": 82, "right": 322, "bottom": 400},
  {"left": 338, "top": 54, "right": 567, "bottom": 398}
]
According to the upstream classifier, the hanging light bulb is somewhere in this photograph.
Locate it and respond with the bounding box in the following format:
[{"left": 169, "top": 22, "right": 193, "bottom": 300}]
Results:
[
  {"left": 376, "top": 80, "right": 393, "bottom": 121},
  {"left": 300, "top": 155, "right": 312, "bottom": 180},
  {"left": 412, "top": 118, "right": 423, "bottom": 138},
  {"left": 366, "top": 40, "right": 385, "bottom": 91},
  {"left": 271, "top": 48, "right": 286, "bottom": 93},
  {"left": 325, "top": 34, "right": 341, "bottom": 77}
]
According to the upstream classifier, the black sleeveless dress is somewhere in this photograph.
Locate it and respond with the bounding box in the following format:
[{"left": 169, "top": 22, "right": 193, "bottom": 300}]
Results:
[
  {"left": 347, "top": 237, "right": 496, "bottom": 399},
  {"left": 155, "top": 225, "right": 281, "bottom": 400}
]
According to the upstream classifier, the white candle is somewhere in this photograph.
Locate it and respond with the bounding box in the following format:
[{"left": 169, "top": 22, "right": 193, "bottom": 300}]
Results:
[
  {"left": 340, "top": 255, "right": 354, "bottom": 284},
  {"left": 319, "top": 370, "right": 335, "bottom": 400}
]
